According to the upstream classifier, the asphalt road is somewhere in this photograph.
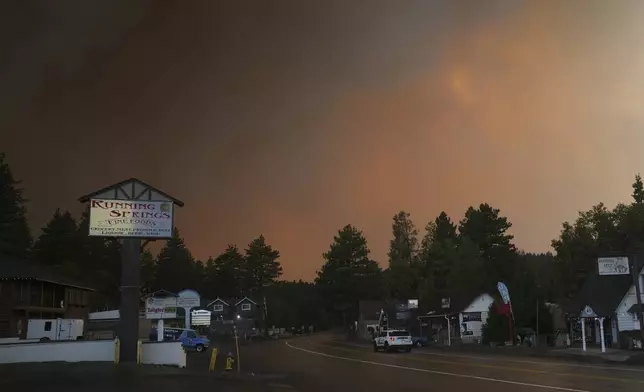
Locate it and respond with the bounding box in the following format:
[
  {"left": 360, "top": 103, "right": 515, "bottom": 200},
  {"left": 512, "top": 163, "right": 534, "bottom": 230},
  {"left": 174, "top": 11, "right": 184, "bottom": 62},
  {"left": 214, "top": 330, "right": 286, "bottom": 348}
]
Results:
[{"left": 193, "top": 333, "right": 644, "bottom": 392}]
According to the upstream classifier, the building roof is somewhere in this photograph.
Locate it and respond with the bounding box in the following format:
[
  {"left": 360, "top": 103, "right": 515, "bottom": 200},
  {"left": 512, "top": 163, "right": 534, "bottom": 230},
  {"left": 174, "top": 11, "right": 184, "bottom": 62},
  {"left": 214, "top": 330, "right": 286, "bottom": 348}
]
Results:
[
  {"left": 146, "top": 289, "right": 178, "bottom": 298},
  {"left": 424, "top": 292, "right": 489, "bottom": 315},
  {"left": 235, "top": 296, "right": 258, "bottom": 306},
  {"left": 78, "top": 177, "right": 184, "bottom": 207},
  {"left": 565, "top": 273, "right": 633, "bottom": 317},
  {"left": 206, "top": 296, "right": 261, "bottom": 309},
  {"left": 0, "top": 257, "right": 94, "bottom": 291},
  {"left": 89, "top": 310, "right": 120, "bottom": 321},
  {"left": 207, "top": 297, "right": 230, "bottom": 307}
]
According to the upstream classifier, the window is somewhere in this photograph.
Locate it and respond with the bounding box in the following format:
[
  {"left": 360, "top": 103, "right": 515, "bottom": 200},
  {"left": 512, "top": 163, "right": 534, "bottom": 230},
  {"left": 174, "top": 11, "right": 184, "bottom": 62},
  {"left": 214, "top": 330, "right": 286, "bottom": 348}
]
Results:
[
  {"left": 12, "top": 283, "right": 20, "bottom": 301},
  {"left": 20, "top": 282, "right": 27, "bottom": 301},
  {"left": 389, "top": 331, "right": 410, "bottom": 337},
  {"left": 213, "top": 304, "right": 224, "bottom": 312},
  {"left": 54, "top": 285, "right": 65, "bottom": 308},
  {"left": 186, "top": 331, "right": 197, "bottom": 339},
  {"left": 30, "top": 282, "right": 42, "bottom": 306},
  {"left": 241, "top": 303, "right": 251, "bottom": 311},
  {"left": 44, "top": 321, "right": 52, "bottom": 332},
  {"left": 67, "top": 290, "right": 82, "bottom": 306},
  {"left": 42, "top": 283, "right": 54, "bottom": 307}
]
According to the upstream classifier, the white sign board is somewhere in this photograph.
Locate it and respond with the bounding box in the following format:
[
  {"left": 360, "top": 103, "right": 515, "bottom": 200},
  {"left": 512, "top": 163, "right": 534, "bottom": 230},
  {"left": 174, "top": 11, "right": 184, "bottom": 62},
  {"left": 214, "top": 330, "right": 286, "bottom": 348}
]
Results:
[
  {"left": 177, "top": 289, "right": 201, "bottom": 308},
  {"left": 145, "top": 297, "right": 177, "bottom": 319},
  {"left": 88, "top": 199, "right": 173, "bottom": 238},
  {"left": 191, "top": 310, "right": 211, "bottom": 326},
  {"left": 598, "top": 257, "right": 630, "bottom": 275}
]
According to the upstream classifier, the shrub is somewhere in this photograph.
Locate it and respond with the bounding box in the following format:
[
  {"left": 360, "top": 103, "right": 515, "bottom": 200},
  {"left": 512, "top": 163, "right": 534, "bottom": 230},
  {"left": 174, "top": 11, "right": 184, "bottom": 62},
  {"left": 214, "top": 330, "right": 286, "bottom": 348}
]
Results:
[{"left": 482, "top": 302, "right": 510, "bottom": 345}]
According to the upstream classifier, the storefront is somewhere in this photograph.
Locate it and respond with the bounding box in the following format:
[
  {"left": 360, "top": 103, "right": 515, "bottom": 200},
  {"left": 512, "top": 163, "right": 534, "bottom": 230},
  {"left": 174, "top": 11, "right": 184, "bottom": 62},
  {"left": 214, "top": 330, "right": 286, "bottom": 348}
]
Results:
[{"left": 567, "top": 304, "right": 617, "bottom": 351}]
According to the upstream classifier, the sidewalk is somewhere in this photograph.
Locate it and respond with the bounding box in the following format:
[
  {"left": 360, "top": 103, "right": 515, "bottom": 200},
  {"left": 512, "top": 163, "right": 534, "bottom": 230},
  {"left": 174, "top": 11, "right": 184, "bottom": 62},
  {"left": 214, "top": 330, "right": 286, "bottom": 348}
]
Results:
[{"left": 423, "top": 344, "right": 644, "bottom": 366}]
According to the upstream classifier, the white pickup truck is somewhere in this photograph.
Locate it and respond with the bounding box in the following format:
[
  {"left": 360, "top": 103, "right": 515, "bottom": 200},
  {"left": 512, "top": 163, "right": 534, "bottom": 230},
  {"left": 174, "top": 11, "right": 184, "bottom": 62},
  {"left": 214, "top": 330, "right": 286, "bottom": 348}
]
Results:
[{"left": 373, "top": 329, "right": 413, "bottom": 353}]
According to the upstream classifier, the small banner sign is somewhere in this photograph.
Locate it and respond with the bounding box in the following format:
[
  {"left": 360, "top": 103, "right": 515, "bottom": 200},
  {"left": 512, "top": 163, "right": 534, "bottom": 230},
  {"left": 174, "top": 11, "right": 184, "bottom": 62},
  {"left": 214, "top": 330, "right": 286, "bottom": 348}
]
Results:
[{"left": 597, "top": 257, "right": 630, "bottom": 275}]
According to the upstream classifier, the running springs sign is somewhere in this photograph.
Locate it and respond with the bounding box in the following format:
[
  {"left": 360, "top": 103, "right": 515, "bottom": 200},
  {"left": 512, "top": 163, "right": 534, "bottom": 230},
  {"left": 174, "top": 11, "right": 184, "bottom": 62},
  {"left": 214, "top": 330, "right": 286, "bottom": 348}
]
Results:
[{"left": 88, "top": 199, "right": 174, "bottom": 238}]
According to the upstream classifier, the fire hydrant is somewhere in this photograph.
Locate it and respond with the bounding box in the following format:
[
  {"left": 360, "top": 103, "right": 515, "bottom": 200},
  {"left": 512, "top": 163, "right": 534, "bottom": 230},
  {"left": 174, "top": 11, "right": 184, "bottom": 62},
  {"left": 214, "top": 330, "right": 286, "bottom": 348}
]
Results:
[{"left": 225, "top": 352, "right": 235, "bottom": 371}]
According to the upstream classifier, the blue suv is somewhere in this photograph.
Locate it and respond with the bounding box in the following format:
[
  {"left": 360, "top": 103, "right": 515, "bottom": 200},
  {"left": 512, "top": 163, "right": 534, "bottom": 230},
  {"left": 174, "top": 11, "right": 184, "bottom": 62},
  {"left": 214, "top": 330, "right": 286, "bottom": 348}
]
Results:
[{"left": 149, "top": 327, "right": 210, "bottom": 353}]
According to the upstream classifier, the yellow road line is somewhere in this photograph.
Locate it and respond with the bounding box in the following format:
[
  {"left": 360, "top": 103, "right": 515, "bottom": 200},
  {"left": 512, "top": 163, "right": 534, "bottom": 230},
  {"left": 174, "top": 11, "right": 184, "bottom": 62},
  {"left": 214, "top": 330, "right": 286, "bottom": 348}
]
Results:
[{"left": 313, "top": 342, "right": 644, "bottom": 385}]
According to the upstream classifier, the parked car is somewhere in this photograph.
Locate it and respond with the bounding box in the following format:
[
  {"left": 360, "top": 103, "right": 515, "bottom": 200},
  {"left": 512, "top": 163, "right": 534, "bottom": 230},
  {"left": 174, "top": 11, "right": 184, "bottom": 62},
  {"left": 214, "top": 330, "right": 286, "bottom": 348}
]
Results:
[
  {"left": 373, "top": 329, "right": 413, "bottom": 353},
  {"left": 149, "top": 327, "right": 210, "bottom": 353}
]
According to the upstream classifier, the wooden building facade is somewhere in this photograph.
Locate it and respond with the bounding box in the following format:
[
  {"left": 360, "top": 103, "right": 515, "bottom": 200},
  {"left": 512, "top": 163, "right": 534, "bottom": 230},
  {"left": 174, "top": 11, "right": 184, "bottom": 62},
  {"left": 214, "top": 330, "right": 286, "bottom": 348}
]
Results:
[{"left": 0, "top": 258, "right": 94, "bottom": 338}]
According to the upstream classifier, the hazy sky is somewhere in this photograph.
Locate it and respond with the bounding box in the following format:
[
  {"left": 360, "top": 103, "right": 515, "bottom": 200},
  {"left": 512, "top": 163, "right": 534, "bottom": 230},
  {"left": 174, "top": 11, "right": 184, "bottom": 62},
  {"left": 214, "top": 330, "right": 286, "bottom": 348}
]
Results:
[{"left": 3, "top": 1, "right": 644, "bottom": 280}]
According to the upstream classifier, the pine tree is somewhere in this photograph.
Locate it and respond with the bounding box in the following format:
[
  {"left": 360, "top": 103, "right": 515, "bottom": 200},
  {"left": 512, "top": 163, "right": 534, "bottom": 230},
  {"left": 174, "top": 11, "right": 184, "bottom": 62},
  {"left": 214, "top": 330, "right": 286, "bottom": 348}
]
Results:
[
  {"left": 316, "top": 225, "right": 383, "bottom": 323},
  {"left": 153, "top": 227, "right": 200, "bottom": 293},
  {"left": 140, "top": 250, "right": 156, "bottom": 296},
  {"left": 387, "top": 211, "right": 420, "bottom": 299},
  {"left": 459, "top": 203, "right": 517, "bottom": 288},
  {"left": 242, "top": 236, "right": 282, "bottom": 294},
  {"left": 418, "top": 212, "right": 458, "bottom": 300},
  {"left": 206, "top": 245, "right": 245, "bottom": 298},
  {"left": 0, "top": 153, "right": 32, "bottom": 259},
  {"left": 33, "top": 209, "right": 80, "bottom": 269},
  {"left": 633, "top": 174, "right": 644, "bottom": 204}
]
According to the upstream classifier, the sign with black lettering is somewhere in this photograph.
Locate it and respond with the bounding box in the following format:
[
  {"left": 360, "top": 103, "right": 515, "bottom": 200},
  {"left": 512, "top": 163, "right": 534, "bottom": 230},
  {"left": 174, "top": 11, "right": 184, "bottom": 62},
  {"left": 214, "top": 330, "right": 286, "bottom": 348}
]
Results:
[{"left": 89, "top": 199, "right": 173, "bottom": 238}]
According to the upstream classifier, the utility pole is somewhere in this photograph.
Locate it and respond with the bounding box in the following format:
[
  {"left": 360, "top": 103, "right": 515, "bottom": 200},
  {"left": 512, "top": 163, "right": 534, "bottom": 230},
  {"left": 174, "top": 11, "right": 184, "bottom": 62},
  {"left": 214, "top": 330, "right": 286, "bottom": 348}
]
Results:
[{"left": 632, "top": 254, "right": 644, "bottom": 342}]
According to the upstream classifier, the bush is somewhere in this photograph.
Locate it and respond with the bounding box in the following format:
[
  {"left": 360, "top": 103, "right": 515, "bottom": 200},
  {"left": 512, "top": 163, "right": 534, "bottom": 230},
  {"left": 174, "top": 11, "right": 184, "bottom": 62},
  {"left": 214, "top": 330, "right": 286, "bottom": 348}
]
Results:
[{"left": 482, "top": 302, "right": 510, "bottom": 345}]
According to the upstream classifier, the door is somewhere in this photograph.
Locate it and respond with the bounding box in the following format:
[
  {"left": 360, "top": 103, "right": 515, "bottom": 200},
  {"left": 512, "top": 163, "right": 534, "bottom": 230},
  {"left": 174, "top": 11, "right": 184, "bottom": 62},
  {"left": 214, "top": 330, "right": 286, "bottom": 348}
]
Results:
[
  {"left": 56, "top": 319, "right": 63, "bottom": 340},
  {"left": 182, "top": 330, "right": 197, "bottom": 349},
  {"left": 56, "top": 319, "right": 73, "bottom": 340}
]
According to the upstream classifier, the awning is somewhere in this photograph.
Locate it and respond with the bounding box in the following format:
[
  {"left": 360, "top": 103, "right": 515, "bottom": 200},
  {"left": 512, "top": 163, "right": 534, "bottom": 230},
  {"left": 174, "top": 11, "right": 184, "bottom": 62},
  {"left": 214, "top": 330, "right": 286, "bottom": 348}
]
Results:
[
  {"left": 626, "top": 304, "right": 644, "bottom": 314},
  {"left": 418, "top": 313, "right": 459, "bottom": 319}
]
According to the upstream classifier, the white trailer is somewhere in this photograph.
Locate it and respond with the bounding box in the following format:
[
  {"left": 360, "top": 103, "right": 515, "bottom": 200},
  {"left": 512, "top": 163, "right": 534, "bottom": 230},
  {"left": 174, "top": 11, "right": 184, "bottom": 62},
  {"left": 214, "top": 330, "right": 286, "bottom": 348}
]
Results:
[{"left": 27, "top": 319, "right": 84, "bottom": 341}]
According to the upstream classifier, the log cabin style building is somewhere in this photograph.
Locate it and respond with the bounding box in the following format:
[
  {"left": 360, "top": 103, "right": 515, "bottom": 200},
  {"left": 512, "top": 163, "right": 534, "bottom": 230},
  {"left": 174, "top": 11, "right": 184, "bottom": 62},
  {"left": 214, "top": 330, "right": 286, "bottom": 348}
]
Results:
[{"left": 0, "top": 258, "right": 94, "bottom": 338}]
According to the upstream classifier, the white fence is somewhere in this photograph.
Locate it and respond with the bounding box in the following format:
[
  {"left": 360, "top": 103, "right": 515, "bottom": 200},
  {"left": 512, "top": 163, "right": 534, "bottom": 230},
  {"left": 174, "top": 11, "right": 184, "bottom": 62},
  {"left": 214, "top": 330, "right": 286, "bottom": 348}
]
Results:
[
  {"left": 0, "top": 338, "right": 39, "bottom": 344},
  {"left": 0, "top": 340, "right": 114, "bottom": 364},
  {"left": 0, "top": 340, "right": 185, "bottom": 367},
  {"left": 142, "top": 342, "right": 186, "bottom": 367}
]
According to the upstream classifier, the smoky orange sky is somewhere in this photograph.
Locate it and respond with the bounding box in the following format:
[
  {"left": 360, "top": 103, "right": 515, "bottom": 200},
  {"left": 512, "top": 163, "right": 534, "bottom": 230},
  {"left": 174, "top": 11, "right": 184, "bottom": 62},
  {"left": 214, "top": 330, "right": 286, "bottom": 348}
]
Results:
[{"left": 3, "top": 1, "right": 644, "bottom": 281}]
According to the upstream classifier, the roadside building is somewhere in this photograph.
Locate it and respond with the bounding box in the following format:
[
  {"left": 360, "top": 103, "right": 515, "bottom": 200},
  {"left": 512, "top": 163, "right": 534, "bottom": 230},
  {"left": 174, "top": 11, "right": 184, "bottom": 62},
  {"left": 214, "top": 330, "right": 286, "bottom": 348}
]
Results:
[
  {"left": 86, "top": 309, "right": 151, "bottom": 340},
  {"left": 0, "top": 258, "right": 94, "bottom": 338},
  {"left": 607, "top": 269, "right": 644, "bottom": 349},
  {"left": 208, "top": 296, "right": 262, "bottom": 337},
  {"left": 563, "top": 272, "right": 632, "bottom": 349},
  {"left": 419, "top": 292, "right": 494, "bottom": 345},
  {"left": 86, "top": 289, "right": 199, "bottom": 340},
  {"left": 356, "top": 299, "right": 423, "bottom": 340}
]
